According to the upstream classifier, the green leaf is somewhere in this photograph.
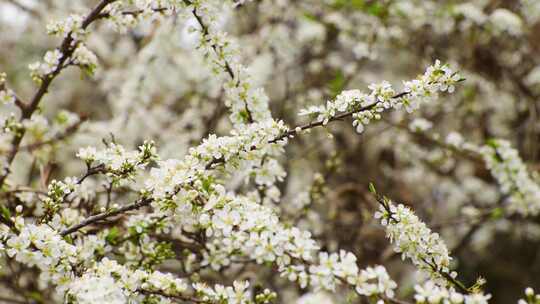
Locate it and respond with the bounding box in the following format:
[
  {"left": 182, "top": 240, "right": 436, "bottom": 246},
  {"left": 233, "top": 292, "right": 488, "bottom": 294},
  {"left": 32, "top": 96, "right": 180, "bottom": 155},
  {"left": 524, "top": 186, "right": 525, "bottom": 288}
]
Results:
[
  {"left": 366, "top": 3, "right": 386, "bottom": 17},
  {"left": 238, "top": 110, "right": 250, "bottom": 123},
  {"left": 202, "top": 176, "right": 214, "bottom": 194},
  {"left": 368, "top": 182, "right": 377, "bottom": 194},
  {"left": 105, "top": 227, "right": 120, "bottom": 245},
  {"left": 485, "top": 138, "right": 499, "bottom": 148},
  {"left": 331, "top": 0, "right": 365, "bottom": 10},
  {"left": 303, "top": 12, "right": 318, "bottom": 22},
  {"left": 0, "top": 205, "right": 11, "bottom": 221},
  {"left": 27, "top": 291, "right": 44, "bottom": 302},
  {"left": 55, "top": 110, "right": 69, "bottom": 125},
  {"left": 490, "top": 207, "right": 503, "bottom": 219}
]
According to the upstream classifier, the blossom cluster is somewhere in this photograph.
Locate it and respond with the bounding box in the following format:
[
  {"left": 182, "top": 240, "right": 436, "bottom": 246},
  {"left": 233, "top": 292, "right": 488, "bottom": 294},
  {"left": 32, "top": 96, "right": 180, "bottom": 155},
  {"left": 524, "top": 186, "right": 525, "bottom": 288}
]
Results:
[
  {"left": 193, "top": 281, "right": 276, "bottom": 304},
  {"left": 375, "top": 198, "right": 453, "bottom": 282},
  {"left": 355, "top": 265, "right": 398, "bottom": 298},
  {"left": 66, "top": 258, "right": 189, "bottom": 304},
  {"left": 299, "top": 60, "right": 462, "bottom": 133},
  {"left": 189, "top": 0, "right": 272, "bottom": 126},
  {"left": 29, "top": 3, "right": 108, "bottom": 82},
  {"left": 46, "top": 14, "right": 87, "bottom": 40},
  {"left": 519, "top": 287, "right": 540, "bottom": 304},
  {"left": 72, "top": 44, "right": 99, "bottom": 75},
  {"left": 5, "top": 222, "right": 213, "bottom": 304},
  {"left": 414, "top": 281, "right": 491, "bottom": 304},
  {"left": 77, "top": 141, "right": 157, "bottom": 181},
  {"left": 152, "top": 179, "right": 397, "bottom": 300},
  {"left": 0, "top": 72, "right": 15, "bottom": 105},
  {"left": 29, "top": 49, "right": 63, "bottom": 82},
  {"left": 41, "top": 177, "right": 79, "bottom": 219},
  {"left": 479, "top": 140, "right": 540, "bottom": 216},
  {"left": 146, "top": 119, "right": 287, "bottom": 201},
  {"left": 3, "top": 218, "right": 271, "bottom": 304},
  {"left": 4, "top": 220, "right": 82, "bottom": 291},
  {"left": 141, "top": 127, "right": 397, "bottom": 300}
]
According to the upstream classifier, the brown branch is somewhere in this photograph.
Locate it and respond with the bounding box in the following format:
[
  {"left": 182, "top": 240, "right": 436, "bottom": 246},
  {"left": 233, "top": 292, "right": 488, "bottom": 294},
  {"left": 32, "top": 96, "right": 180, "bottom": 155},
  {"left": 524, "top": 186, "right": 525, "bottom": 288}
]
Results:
[
  {"left": 204, "top": 93, "right": 405, "bottom": 170},
  {"left": 95, "top": 7, "right": 170, "bottom": 19},
  {"left": 273, "top": 103, "right": 377, "bottom": 142},
  {"left": 138, "top": 289, "right": 206, "bottom": 303},
  {"left": 384, "top": 296, "right": 413, "bottom": 304},
  {"left": 60, "top": 196, "right": 151, "bottom": 236}
]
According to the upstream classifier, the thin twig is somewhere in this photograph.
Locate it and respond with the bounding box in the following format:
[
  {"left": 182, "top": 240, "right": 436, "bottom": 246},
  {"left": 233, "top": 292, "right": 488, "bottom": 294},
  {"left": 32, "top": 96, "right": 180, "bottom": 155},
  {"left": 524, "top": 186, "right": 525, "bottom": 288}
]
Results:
[
  {"left": 60, "top": 197, "right": 151, "bottom": 236},
  {"left": 184, "top": 0, "right": 254, "bottom": 123}
]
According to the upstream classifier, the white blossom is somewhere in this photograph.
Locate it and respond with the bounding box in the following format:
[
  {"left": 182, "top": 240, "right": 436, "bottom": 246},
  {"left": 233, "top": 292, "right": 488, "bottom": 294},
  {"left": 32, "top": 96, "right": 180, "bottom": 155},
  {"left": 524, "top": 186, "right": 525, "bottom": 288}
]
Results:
[
  {"left": 480, "top": 140, "right": 540, "bottom": 216},
  {"left": 375, "top": 199, "right": 453, "bottom": 281},
  {"left": 0, "top": 88, "right": 15, "bottom": 105},
  {"left": 72, "top": 44, "right": 98, "bottom": 74},
  {"left": 489, "top": 9, "right": 523, "bottom": 36},
  {"left": 46, "top": 14, "right": 86, "bottom": 40},
  {"left": 414, "top": 281, "right": 491, "bottom": 304},
  {"left": 29, "top": 49, "right": 63, "bottom": 82},
  {"left": 299, "top": 61, "right": 462, "bottom": 134},
  {"left": 356, "top": 265, "right": 397, "bottom": 298},
  {"left": 409, "top": 118, "right": 434, "bottom": 132},
  {"left": 67, "top": 274, "right": 126, "bottom": 304}
]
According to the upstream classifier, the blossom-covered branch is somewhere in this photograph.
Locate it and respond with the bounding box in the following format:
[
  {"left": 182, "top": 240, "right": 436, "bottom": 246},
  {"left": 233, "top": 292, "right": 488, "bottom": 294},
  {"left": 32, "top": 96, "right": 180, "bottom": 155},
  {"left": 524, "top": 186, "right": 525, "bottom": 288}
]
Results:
[{"left": 0, "top": 0, "right": 113, "bottom": 187}]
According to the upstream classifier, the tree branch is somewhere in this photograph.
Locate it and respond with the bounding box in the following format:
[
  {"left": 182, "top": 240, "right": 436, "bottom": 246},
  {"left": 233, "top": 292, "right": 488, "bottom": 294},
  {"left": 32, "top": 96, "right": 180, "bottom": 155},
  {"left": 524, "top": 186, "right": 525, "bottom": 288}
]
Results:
[
  {"left": 0, "top": 0, "right": 116, "bottom": 188},
  {"left": 60, "top": 196, "right": 151, "bottom": 237}
]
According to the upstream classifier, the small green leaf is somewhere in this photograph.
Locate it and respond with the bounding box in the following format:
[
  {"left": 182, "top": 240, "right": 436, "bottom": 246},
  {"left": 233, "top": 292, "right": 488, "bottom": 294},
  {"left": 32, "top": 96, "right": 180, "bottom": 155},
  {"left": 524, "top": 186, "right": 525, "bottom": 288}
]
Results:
[
  {"left": 27, "top": 291, "right": 43, "bottom": 302},
  {"left": 238, "top": 110, "right": 250, "bottom": 123},
  {"left": 486, "top": 138, "right": 499, "bottom": 148},
  {"left": 368, "top": 182, "right": 377, "bottom": 194},
  {"left": 106, "top": 227, "right": 120, "bottom": 245},
  {"left": 366, "top": 3, "right": 385, "bottom": 17},
  {"left": 490, "top": 207, "right": 503, "bottom": 219},
  {"left": 331, "top": 0, "right": 365, "bottom": 10},
  {"left": 202, "top": 176, "right": 214, "bottom": 193},
  {"left": 0, "top": 205, "right": 11, "bottom": 221},
  {"left": 303, "top": 12, "right": 318, "bottom": 21}
]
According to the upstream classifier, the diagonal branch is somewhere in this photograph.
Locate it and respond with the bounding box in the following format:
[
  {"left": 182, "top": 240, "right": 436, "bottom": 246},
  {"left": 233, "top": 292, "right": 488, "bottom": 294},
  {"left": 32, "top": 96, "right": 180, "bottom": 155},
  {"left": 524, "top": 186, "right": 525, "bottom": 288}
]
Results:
[
  {"left": 0, "top": 0, "right": 116, "bottom": 188},
  {"left": 60, "top": 196, "right": 151, "bottom": 237},
  {"left": 184, "top": 0, "right": 254, "bottom": 123}
]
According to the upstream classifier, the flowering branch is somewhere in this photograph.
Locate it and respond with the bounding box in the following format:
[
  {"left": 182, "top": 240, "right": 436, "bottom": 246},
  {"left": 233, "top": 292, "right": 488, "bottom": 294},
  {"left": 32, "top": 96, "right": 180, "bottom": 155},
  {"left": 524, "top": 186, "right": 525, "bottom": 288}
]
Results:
[
  {"left": 370, "top": 186, "right": 470, "bottom": 293},
  {"left": 0, "top": 0, "right": 115, "bottom": 188},
  {"left": 270, "top": 92, "right": 405, "bottom": 143}
]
